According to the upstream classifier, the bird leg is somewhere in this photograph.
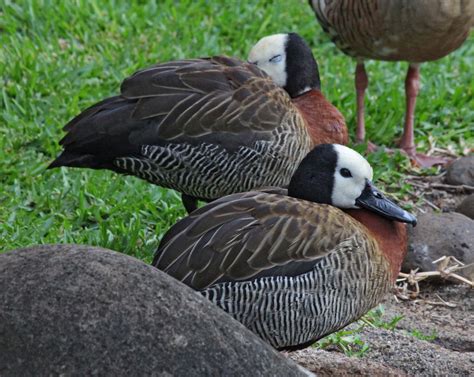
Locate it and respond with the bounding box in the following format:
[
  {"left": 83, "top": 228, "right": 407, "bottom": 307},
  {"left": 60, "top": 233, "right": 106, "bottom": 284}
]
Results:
[
  {"left": 399, "top": 64, "right": 447, "bottom": 167},
  {"left": 181, "top": 193, "right": 199, "bottom": 214},
  {"left": 355, "top": 62, "right": 378, "bottom": 152},
  {"left": 399, "top": 63, "right": 419, "bottom": 155},
  {"left": 355, "top": 61, "right": 368, "bottom": 144}
]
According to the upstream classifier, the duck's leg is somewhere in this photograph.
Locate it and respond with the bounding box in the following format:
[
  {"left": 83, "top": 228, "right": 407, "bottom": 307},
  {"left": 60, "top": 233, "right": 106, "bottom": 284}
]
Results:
[
  {"left": 181, "top": 194, "right": 199, "bottom": 214},
  {"left": 355, "top": 61, "right": 377, "bottom": 152},
  {"left": 399, "top": 63, "right": 447, "bottom": 167},
  {"left": 398, "top": 63, "right": 419, "bottom": 156},
  {"left": 355, "top": 61, "right": 368, "bottom": 143}
]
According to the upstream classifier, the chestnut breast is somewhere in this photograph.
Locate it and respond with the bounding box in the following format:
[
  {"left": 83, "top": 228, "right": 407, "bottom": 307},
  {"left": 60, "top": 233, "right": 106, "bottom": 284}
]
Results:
[
  {"left": 345, "top": 208, "right": 408, "bottom": 281},
  {"left": 292, "top": 90, "right": 348, "bottom": 147}
]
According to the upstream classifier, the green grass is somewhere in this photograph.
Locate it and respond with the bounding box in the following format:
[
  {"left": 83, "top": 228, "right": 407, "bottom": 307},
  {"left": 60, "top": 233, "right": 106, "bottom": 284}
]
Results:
[
  {"left": 409, "top": 329, "right": 437, "bottom": 342},
  {"left": 1, "top": 0, "right": 473, "bottom": 258},
  {"left": 315, "top": 305, "right": 440, "bottom": 357}
]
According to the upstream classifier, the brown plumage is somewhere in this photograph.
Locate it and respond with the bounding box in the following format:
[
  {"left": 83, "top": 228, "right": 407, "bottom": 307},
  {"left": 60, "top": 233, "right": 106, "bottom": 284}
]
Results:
[
  {"left": 293, "top": 90, "right": 347, "bottom": 146},
  {"left": 154, "top": 189, "right": 403, "bottom": 288},
  {"left": 48, "top": 33, "right": 347, "bottom": 212},
  {"left": 309, "top": 0, "right": 474, "bottom": 166},
  {"left": 153, "top": 144, "right": 416, "bottom": 350}
]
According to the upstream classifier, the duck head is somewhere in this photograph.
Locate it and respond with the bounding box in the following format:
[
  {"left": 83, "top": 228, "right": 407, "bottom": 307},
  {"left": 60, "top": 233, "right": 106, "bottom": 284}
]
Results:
[
  {"left": 248, "top": 33, "right": 321, "bottom": 97},
  {"left": 288, "top": 144, "right": 417, "bottom": 225}
]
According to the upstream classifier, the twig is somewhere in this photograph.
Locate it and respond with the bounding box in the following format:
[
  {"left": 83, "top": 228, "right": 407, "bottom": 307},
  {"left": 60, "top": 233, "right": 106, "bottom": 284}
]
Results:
[
  {"left": 406, "top": 190, "right": 441, "bottom": 211},
  {"left": 423, "top": 300, "right": 457, "bottom": 308},
  {"left": 431, "top": 147, "right": 459, "bottom": 158},
  {"left": 432, "top": 255, "right": 462, "bottom": 265},
  {"left": 396, "top": 256, "right": 474, "bottom": 300},
  {"left": 405, "top": 172, "right": 446, "bottom": 181},
  {"left": 429, "top": 183, "right": 474, "bottom": 193},
  {"left": 407, "top": 181, "right": 430, "bottom": 189},
  {"left": 433, "top": 294, "right": 457, "bottom": 308}
]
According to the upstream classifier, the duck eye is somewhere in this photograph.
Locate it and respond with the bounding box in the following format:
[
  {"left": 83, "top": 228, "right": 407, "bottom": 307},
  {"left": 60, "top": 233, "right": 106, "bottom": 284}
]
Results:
[
  {"left": 269, "top": 54, "right": 282, "bottom": 63},
  {"left": 340, "top": 168, "right": 352, "bottom": 178}
]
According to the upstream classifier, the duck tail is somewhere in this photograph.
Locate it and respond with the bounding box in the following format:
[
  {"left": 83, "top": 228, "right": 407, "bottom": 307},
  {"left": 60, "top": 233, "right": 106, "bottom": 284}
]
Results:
[{"left": 47, "top": 151, "right": 108, "bottom": 170}]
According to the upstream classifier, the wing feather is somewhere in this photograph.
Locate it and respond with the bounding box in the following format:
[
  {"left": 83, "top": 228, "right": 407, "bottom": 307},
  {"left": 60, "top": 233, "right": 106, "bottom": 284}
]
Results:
[
  {"left": 55, "top": 56, "right": 304, "bottom": 169},
  {"left": 120, "top": 57, "right": 298, "bottom": 142},
  {"left": 153, "top": 189, "right": 367, "bottom": 290}
]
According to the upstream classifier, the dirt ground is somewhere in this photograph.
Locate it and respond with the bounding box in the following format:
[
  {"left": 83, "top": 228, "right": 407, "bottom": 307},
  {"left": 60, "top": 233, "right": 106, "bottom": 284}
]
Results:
[
  {"left": 290, "top": 283, "right": 473, "bottom": 376},
  {"left": 403, "top": 171, "right": 471, "bottom": 215}
]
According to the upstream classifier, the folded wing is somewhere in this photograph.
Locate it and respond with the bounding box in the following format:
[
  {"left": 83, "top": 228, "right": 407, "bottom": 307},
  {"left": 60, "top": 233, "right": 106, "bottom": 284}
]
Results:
[{"left": 153, "top": 189, "right": 367, "bottom": 290}]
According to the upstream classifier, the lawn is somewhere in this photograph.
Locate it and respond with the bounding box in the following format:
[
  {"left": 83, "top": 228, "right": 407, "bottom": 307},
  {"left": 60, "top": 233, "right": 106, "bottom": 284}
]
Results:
[{"left": 1, "top": 0, "right": 473, "bottom": 261}]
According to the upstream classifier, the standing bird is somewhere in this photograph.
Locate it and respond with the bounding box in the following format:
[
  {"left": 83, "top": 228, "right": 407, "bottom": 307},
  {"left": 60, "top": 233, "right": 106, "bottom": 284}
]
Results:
[
  {"left": 309, "top": 0, "right": 474, "bottom": 167},
  {"left": 48, "top": 33, "right": 347, "bottom": 213},
  {"left": 153, "top": 144, "right": 416, "bottom": 350}
]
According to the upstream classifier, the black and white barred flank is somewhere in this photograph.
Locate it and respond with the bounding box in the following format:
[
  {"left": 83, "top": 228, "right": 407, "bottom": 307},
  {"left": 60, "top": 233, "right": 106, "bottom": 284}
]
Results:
[
  {"left": 201, "top": 241, "right": 389, "bottom": 349},
  {"left": 115, "top": 122, "right": 310, "bottom": 200}
]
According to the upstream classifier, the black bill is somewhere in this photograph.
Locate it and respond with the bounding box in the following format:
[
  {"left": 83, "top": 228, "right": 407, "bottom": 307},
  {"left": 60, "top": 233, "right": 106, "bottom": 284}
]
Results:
[{"left": 355, "top": 180, "right": 417, "bottom": 226}]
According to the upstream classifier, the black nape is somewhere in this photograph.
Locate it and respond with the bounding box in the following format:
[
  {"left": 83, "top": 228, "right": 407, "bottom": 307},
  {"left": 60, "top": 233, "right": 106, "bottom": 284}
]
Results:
[
  {"left": 284, "top": 33, "right": 321, "bottom": 97},
  {"left": 287, "top": 144, "right": 336, "bottom": 204}
]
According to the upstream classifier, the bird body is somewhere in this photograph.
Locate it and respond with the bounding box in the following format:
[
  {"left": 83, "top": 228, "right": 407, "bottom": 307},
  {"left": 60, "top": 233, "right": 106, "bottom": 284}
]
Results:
[
  {"left": 309, "top": 0, "right": 474, "bottom": 166},
  {"left": 200, "top": 200, "right": 397, "bottom": 350},
  {"left": 311, "top": 0, "right": 474, "bottom": 62},
  {"left": 153, "top": 144, "right": 415, "bottom": 350},
  {"left": 49, "top": 33, "right": 347, "bottom": 212}
]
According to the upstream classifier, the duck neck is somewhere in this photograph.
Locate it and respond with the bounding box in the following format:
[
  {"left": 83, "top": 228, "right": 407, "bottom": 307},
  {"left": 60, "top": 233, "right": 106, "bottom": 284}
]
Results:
[
  {"left": 291, "top": 89, "right": 348, "bottom": 147},
  {"left": 344, "top": 209, "right": 408, "bottom": 282}
]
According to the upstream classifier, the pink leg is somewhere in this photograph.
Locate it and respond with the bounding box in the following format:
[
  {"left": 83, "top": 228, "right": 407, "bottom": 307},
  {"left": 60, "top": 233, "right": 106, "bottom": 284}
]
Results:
[
  {"left": 399, "top": 64, "right": 420, "bottom": 155},
  {"left": 399, "top": 64, "right": 447, "bottom": 167},
  {"left": 355, "top": 62, "right": 368, "bottom": 143}
]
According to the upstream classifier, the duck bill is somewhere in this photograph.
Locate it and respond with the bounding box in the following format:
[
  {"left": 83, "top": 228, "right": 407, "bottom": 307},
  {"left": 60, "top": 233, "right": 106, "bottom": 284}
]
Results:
[{"left": 355, "top": 180, "right": 417, "bottom": 226}]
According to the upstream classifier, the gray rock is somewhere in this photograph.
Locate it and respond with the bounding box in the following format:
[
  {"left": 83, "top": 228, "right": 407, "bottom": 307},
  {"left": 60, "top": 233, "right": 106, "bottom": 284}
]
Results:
[
  {"left": 404, "top": 212, "right": 474, "bottom": 281},
  {"left": 0, "top": 245, "right": 309, "bottom": 377},
  {"left": 446, "top": 155, "right": 474, "bottom": 186},
  {"left": 456, "top": 194, "right": 474, "bottom": 219}
]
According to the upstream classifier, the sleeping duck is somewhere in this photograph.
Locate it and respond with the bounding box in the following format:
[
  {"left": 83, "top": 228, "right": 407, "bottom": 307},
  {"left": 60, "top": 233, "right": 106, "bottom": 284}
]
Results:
[{"left": 49, "top": 33, "right": 348, "bottom": 212}]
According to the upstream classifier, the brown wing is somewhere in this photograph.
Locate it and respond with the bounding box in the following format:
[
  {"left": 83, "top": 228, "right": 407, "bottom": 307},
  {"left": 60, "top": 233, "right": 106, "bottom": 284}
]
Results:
[
  {"left": 152, "top": 189, "right": 366, "bottom": 290},
  {"left": 120, "top": 56, "right": 297, "bottom": 141},
  {"left": 52, "top": 56, "right": 302, "bottom": 169}
]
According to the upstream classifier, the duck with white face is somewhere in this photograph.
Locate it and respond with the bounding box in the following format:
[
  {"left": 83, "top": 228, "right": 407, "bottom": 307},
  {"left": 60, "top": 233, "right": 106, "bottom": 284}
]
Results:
[
  {"left": 248, "top": 32, "right": 321, "bottom": 97},
  {"left": 288, "top": 144, "right": 416, "bottom": 225},
  {"left": 48, "top": 33, "right": 347, "bottom": 214},
  {"left": 153, "top": 144, "right": 415, "bottom": 351}
]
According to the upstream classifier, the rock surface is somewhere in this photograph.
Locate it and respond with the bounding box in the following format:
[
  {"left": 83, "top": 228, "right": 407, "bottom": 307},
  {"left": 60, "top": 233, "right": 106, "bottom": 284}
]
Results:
[
  {"left": 290, "top": 284, "right": 473, "bottom": 376},
  {"left": 456, "top": 193, "right": 474, "bottom": 219},
  {"left": 0, "top": 245, "right": 309, "bottom": 377},
  {"left": 404, "top": 212, "right": 474, "bottom": 281},
  {"left": 446, "top": 155, "right": 474, "bottom": 186}
]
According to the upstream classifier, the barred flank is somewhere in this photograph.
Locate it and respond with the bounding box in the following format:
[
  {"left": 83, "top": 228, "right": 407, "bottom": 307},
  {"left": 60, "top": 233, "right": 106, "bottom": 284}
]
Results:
[
  {"left": 115, "top": 122, "right": 310, "bottom": 200},
  {"left": 201, "top": 245, "right": 391, "bottom": 349}
]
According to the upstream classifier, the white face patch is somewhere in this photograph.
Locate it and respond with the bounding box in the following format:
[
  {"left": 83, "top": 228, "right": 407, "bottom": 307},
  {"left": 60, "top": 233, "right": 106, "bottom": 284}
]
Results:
[
  {"left": 248, "top": 34, "right": 288, "bottom": 87},
  {"left": 331, "top": 145, "right": 373, "bottom": 208}
]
